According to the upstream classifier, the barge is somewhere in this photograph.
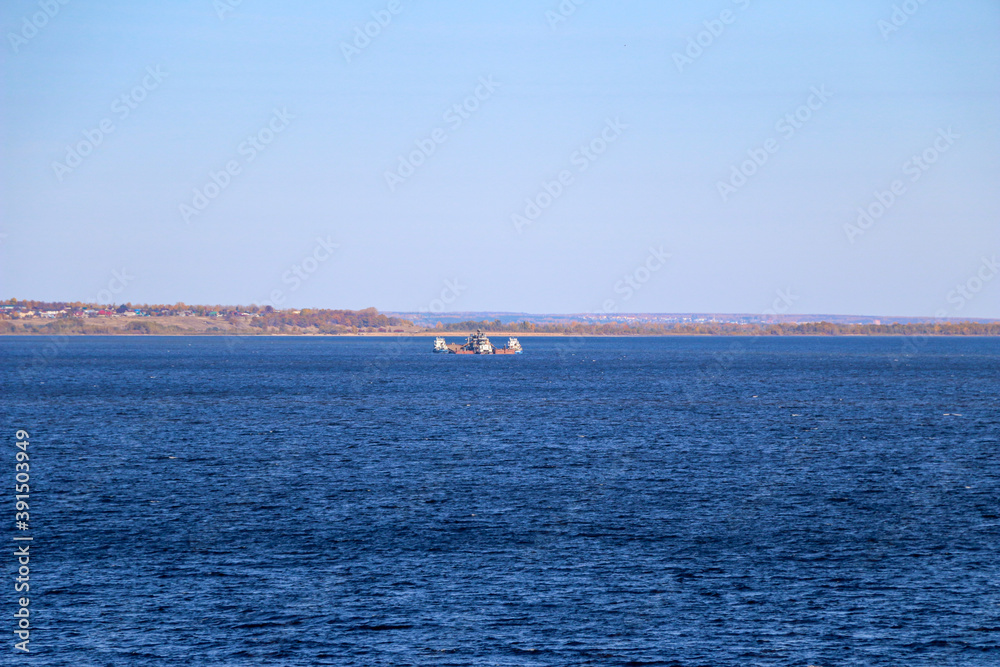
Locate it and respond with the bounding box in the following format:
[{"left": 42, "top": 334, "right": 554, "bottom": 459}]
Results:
[{"left": 433, "top": 330, "right": 522, "bottom": 355}]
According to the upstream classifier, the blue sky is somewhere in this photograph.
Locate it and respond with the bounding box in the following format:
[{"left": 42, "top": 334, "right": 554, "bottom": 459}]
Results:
[{"left": 1, "top": 0, "right": 998, "bottom": 317}]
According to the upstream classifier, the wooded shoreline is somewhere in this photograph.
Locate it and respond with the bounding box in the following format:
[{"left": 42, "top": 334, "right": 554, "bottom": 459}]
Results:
[{"left": 3, "top": 316, "right": 999, "bottom": 337}]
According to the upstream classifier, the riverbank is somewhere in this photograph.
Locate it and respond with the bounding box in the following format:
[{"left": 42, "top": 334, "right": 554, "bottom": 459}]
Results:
[{"left": 3, "top": 317, "right": 999, "bottom": 337}]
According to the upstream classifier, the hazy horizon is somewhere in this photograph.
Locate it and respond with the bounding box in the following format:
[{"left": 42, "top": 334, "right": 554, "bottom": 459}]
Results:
[{"left": 7, "top": 297, "right": 1000, "bottom": 323}]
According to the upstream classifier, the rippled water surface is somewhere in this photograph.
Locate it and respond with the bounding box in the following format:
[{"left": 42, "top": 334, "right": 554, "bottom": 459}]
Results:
[{"left": 3, "top": 335, "right": 1000, "bottom": 665}]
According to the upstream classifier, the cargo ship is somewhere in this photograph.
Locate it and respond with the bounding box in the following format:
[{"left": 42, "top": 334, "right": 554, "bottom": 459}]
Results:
[{"left": 433, "top": 330, "right": 522, "bottom": 355}]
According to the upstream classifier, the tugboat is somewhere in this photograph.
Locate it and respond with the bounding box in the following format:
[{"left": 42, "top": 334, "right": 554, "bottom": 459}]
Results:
[
  {"left": 432, "top": 330, "right": 522, "bottom": 355},
  {"left": 493, "top": 337, "right": 522, "bottom": 354}
]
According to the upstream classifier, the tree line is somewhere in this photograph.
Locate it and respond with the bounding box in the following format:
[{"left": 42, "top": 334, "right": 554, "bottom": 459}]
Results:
[{"left": 438, "top": 319, "right": 1000, "bottom": 336}]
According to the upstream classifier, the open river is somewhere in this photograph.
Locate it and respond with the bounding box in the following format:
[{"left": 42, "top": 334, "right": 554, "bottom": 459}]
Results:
[{"left": 2, "top": 335, "right": 999, "bottom": 665}]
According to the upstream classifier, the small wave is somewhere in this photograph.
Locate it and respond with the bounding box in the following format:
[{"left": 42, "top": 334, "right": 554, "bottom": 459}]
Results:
[{"left": 348, "top": 623, "right": 414, "bottom": 631}]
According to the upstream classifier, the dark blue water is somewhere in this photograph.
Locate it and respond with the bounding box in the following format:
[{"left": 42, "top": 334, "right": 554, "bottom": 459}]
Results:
[{"left": 3, "top": 335, "right": 999, "bottom": 665}]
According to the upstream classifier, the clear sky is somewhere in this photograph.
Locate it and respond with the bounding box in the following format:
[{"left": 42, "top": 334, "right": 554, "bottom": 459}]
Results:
[{"left": 1, "top": 0, "right": 998, "bottom": 317}]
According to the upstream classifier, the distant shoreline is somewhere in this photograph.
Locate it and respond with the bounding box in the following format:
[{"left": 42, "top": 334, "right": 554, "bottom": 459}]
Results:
[
  {"left": 3, "top": 308, "right": 998, "bottom": 337},
  {"left": 3, "top": 331, "right": 999, "bottom": 338}
]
